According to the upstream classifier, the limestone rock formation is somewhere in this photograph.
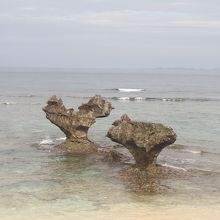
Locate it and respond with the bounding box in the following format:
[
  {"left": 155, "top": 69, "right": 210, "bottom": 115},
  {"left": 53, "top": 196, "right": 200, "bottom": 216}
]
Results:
[
  {"left": 43, "top": 95, "right": 113, "bottom": 154},
  {"left": 101, "top": 149, "right": 130, "bottom": 163},
  {"left": 107, "top": 114, "right": 176, "bottom": 168}
]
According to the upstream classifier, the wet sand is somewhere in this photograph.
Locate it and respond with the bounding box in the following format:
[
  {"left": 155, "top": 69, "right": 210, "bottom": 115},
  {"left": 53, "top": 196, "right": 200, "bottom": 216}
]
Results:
[{"left": 1, "top": 205, "right": 220, "bottom": 220}]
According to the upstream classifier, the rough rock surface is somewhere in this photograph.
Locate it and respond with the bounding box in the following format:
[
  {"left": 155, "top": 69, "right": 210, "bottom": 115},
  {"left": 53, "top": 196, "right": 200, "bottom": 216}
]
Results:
[
  {"left": 120, "top": 165, "right": 187, "bottom": 192},
  {"left": 107, "top": 114, "right": 176, "bottom": 168},
  {"left": 43, "top": 95, "right": 113, "bottom": 154},
  {"left": 101, "top": 149, "right": 130, "bottom": 163}
]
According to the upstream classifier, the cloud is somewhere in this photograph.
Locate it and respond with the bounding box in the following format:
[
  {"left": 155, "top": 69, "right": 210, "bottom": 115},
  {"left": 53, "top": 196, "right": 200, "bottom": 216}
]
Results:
[
  {"left": 19, "top": 7, "right": 36, "bottom": 11},
  {"left": 0, "top": 0, "right": 220, "bottom": 68},
  {"left": 174, "top": 20, "right": 220, "bottom": 29},
  {"left": 169, "top": 0, "right": 194, "bottom": 6},
  {"left": 0, "top": 0, "right": 219, "bottom": 30},
  {"left": 1, "top": 8, "right": 219, "bottom": 30}
]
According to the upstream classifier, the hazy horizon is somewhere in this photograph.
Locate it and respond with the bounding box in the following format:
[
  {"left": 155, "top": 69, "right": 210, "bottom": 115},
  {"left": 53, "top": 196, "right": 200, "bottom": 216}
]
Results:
[
  {"left": 1, "top": 0, "right": 220, "bottom": 69},
  {"left": 0, "top": 66, "right": 219, "bottom": 71}
]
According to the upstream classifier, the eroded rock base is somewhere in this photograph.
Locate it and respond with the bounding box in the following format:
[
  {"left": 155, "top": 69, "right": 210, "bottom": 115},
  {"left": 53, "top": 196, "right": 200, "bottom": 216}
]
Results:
[
  {"left": 120, "top": 165, "right": 188, "bottom": 192},
  {"left": 55, "top": 140, "right": 98, "bottom": 154}
]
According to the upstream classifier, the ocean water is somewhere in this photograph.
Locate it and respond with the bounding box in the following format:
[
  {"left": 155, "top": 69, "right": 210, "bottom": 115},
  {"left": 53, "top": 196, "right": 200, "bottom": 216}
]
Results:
[{"left": 0, "top": 68, "right": 220, "bottom": 219}]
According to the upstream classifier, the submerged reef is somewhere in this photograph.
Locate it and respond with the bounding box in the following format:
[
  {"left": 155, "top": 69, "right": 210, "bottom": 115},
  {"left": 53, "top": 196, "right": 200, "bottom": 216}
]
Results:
[
  {"left": 120, "top": 165, "right": 188, "bottom": 192},
  {"left": 107, "top": 114, "right": 177, "bottom": 168},
  {"left": 43, "top": 95, "right": 183, "bottom": 192},
  {"left": 43, "top": 95, "right": 113, "bottom": 154}
]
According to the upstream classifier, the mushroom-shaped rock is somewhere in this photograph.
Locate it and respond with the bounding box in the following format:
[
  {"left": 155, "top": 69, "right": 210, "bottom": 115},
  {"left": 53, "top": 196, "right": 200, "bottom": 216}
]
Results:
[
  {"left": 107, "top": 114, "right": 176, "bottom": 168},
  {"left": 43, "top": 95, "right": 113, "bottom": 154}
]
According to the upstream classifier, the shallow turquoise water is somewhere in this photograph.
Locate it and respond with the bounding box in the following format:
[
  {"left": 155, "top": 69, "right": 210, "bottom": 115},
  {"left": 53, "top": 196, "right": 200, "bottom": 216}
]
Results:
[{"left": 0, "top": 68, "right": 220, "bottom": 218}]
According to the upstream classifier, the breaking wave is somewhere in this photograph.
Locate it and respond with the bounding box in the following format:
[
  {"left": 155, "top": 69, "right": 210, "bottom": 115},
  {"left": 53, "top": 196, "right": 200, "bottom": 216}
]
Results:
[
  {"left": 184, "top": 150, "right": 202, "bottom": 154},
  {"left": 39, "top": 138, "right": 54, "bottom": 145},
  {"left": 0, "top": 94, "right": 39, "bottom": 98},
  {"left": 109, "top": 97, "right": 219, "bottom": 102},
  {"left": 116, "top": 88, "right": 145, "bottom": 92},
  {"left": 117, "top": 97, "right": 130, "bottom": 100},
  {"left": 55, "top": 137, "right": 66, "bottom": 141},
  {"left": 161, "top": 163, "right": 187, "bottom": 171},
  {"left": 2, "top": 102, "right": 17, "bottom": 105},
  {"left": 1, "top": 101, "right": 41, "bottom": 105},
  {"left": 39, "top": 136, "right": 66, "bottom": 146}
]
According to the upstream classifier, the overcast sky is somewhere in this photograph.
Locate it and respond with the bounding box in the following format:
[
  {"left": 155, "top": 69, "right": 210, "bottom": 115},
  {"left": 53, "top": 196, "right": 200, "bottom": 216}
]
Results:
[{"left": 0, "top": 0, "right": 220, "bottom": 69}]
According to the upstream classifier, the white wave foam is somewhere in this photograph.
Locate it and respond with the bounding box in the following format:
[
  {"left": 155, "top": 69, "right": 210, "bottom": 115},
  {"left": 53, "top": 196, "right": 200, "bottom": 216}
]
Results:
[
  {"left": 162, "top": 163, "right": 187, "bottom": 171},
  {"left": 118, "top": 97, "right": 130, "bottom": 100},
  {"left": 2, "top": 102, "right": 17, "bottom": 105},
  {"left": 113, "top": 97, "right": 145, "bottom": 101},
  {"left": 162, "top": 98, "right": 178, "bottom": 102},
  {"left": 56, "top": 137, "right": 66, "bottom": 141},
  {"left": 134, "top": 97, "right": 145, "bottom": 100},
  {"left": 162, "top": 98, "right": 174, "bottom": 102},
  {"left": 118, "top": 88, "right": 145, "bottom": 92},
  {"left": 185, "top": 150, "right": 202, "bottom": 154},
  {"left": 1, "top": 101, "right": 41, "bottom": 105},
  {"left": 30, "top": 102, "right": 41, "bottom": 105},
  {"left": 39, "top": 138, "right": 54, "bottom": 145}
]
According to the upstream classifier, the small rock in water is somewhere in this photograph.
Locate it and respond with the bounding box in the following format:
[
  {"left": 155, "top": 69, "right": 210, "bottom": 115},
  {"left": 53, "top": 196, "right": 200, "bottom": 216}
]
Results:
[{"left": 102, "top": 149, "right": 129, "bottom": 163}]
